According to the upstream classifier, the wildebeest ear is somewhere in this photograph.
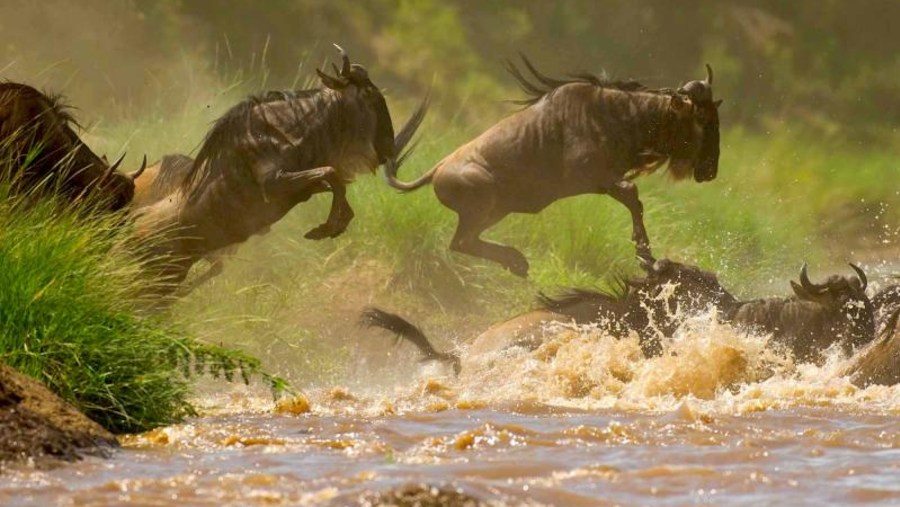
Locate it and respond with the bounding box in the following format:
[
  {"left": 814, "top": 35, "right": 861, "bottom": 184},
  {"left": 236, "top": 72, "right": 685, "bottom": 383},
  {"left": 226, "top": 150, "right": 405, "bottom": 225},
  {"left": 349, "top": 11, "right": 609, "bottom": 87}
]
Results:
[
  {"left": 316, "top": 68, "right": 348, "bottom": 90},
  {"left": 714, "top": 99, "right": 723, "bottom": 109}
]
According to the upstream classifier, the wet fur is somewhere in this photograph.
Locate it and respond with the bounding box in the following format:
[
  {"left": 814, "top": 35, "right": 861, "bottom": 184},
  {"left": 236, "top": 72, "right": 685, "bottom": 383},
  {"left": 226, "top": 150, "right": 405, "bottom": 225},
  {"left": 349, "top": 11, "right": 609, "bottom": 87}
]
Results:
[{"left": 540, "top": 264, "right": 876, "bottom": 363}]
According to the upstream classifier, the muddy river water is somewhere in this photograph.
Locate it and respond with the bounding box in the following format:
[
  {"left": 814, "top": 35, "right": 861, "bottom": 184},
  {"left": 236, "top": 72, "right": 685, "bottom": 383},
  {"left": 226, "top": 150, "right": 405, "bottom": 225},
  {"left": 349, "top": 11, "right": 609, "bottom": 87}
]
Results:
[{"left": 2, "top": 315, "right": 899, "bottom": 506}]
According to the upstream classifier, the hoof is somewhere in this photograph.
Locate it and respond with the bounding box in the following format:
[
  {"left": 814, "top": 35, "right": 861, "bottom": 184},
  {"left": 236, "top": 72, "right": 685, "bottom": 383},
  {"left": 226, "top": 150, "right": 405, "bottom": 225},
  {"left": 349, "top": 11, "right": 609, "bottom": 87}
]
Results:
[
  {"left": 304, "top": 224, "right": 336, "bottom": 240},
  {"left": 636, "top": 246, "right": 655, "bottom": 265},
  {"left": 304, "top": 218, "right": 350, "bottom": 240},
  {"left": 506, "top": 256, "right": 530, "bottom": 278}
]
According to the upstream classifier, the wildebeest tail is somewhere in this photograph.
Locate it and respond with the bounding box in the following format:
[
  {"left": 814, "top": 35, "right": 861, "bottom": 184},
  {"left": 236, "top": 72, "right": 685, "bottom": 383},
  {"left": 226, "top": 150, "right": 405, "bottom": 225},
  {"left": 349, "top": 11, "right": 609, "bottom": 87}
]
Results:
[
  {"left": 384, "top": 92, "right": 436, "bottom": 192},
  {"left": 359, "top": 307, "right": 461, "bottom": 375}
]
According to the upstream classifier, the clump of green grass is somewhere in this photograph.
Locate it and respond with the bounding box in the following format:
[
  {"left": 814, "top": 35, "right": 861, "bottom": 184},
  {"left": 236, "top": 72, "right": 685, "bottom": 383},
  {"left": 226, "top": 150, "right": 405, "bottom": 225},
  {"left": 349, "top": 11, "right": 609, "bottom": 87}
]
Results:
[{"left": 0, "top": 181, "right": 283, "bottom": 433}]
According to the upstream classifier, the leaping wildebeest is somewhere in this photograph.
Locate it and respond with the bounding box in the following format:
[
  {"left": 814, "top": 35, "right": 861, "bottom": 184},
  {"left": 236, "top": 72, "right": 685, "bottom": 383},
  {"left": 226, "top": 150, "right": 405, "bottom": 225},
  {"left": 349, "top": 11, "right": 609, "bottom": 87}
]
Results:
[
  {"left": 0, "top": 82, "right": 146, "bottom": 211},
  {"left": 134, "top": 45, "right": 428, "bottom": 295},
  {"left": 131, "top": 154, "right": 239, "bottom": 295},
  {"left": 383, "top": 57, "right": 721, "bottom": 277}
]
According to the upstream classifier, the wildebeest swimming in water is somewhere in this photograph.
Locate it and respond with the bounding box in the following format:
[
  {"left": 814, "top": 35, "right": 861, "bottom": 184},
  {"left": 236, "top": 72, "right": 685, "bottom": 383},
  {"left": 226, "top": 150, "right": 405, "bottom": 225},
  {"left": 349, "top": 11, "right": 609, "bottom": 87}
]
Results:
[
  {"left": 542, "top": 262, "right": 876, "bottom": 363},
  {"left": 134, "top": 45, "right": 428, "bottom": 295},
  {"left": 843, "top": 281, "right": 900, "bottom": 387},
  {"left": 872, "top": 281, "right": 900, "bottom": 328},
  {"left": 0, "top": 82, "right": 146, "bottom": 211},
  {"left": 727, "top": 263, "right": 874, "bottom": 362},
  {"left": 382, "top": 56, "right": 722, "bottom": 277},
  {"left": 361, "top": 259, "right": 738, "bottom": 372},
  {"left": 361, "top": 261, "right": 877, "bottom": 375}
]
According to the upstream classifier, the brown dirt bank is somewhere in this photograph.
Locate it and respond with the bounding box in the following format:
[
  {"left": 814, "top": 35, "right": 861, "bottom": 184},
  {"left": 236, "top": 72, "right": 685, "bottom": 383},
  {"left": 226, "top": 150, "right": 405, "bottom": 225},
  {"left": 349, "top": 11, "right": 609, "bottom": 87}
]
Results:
[{"left": 0, "top": 364, "right": 117, "bottom": 469}]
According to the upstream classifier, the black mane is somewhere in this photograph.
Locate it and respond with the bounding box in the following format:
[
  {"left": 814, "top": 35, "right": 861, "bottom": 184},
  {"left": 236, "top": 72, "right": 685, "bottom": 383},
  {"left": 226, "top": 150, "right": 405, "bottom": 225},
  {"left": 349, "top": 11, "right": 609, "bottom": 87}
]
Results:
[
  {"left": 505, "top": 55, "right": 657, "bottom": 107},
  {"left": 151, "top": 154, "right": 194, "bottom": 195},
  {"left": 0, "top": 82, "right": 80, "bottom": 130},
  {"left": 536, "top": 279, "right": 630, "bottom": 316},
  {"left": 42, "top": 92, "right": 79, "bottom": 129},
  {"left": 180, "top": 87, "right": 330, "bottom": 199}
]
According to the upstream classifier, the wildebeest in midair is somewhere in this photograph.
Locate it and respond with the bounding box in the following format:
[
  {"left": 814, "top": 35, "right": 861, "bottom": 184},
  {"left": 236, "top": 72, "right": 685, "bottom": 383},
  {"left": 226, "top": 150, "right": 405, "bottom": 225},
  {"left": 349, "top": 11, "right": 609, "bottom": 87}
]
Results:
[
  {"left": 131, "top": 154, "right": 240, "bottom": 295},
  {"left": 382, "top": 56, "right": 722, "bottom": 277},
  {"left": 133, "top": 45, "right": 428, "bottom": 295},
  {"left": 0, "top": 82, "right": 146, "bottom": 211}
]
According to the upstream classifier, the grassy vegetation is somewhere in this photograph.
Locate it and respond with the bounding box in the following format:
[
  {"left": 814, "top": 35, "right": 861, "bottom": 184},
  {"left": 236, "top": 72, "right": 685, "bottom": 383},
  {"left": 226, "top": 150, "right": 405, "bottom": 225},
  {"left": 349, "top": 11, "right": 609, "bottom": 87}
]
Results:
[{"left": 0, "top": 183, "right": 282, "bottom": 433}]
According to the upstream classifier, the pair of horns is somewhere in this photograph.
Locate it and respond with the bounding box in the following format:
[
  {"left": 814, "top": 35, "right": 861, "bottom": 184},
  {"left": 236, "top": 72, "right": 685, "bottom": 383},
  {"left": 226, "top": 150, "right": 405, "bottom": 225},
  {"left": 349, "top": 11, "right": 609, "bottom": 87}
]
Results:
[
  {"left": 677, "top": 64, "right": 714, "bottom": 103},
  {"left": 317, "top": 44, "right": 353, "bottom": 89},
  {"left": 102, "top": 154, "right": 147, "bottom": 181},
  {"left": 799, "top": 262, "right": 868, "bottom": 294}
]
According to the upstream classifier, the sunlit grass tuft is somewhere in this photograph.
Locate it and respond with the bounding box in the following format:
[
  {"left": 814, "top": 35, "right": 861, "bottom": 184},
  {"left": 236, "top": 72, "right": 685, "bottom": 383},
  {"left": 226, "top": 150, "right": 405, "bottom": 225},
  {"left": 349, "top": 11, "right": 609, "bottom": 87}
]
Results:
[{"left": 0, "top": 175, "right": 282, "bottom": 433}]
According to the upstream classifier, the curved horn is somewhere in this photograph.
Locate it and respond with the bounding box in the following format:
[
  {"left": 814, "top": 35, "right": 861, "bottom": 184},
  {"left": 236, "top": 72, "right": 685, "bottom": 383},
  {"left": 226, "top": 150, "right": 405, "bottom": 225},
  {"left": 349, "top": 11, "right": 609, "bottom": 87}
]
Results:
[
  {"left": 705, "top": 63, "right": 713, "bottom": 85},
  {"left": 799, "top": 263, "right": 828, "bottom": 295},
  {"left": 849, "top": 263, "right": 868, "bottom": 291},
  {"left": 333, "top": 43, "right": 350, "bottom": 76},
  {"left": 129, "top": 155, "right": 147, "bottom": 180},
  {"left": 103, "top": 152, "right": 126, "bottom": 180},
  {"left": 316, "top": 68, "right": 346, "bottom": 89}
]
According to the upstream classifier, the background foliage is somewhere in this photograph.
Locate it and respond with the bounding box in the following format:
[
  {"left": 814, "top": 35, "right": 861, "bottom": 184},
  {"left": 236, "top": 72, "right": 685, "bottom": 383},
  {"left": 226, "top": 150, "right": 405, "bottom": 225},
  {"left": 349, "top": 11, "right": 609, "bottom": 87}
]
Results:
[{"left": 3, "top": 0, "right": 900, "bottom": 134}]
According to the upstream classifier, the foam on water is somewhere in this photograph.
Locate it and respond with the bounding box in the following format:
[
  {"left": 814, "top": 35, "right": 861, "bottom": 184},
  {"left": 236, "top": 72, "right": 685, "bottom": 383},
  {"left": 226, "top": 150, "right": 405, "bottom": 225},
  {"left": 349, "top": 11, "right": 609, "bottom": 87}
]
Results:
[{"left": 195, "top": 310, "right": 900, "bottom": 419}]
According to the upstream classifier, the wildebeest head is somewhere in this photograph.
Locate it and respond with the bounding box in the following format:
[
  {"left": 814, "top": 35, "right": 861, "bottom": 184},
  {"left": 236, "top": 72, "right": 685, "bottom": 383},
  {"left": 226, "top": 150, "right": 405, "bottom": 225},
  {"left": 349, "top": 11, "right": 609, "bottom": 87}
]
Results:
[
  {"left": 92, "top": 153, "right": 146, "bottom": 210},
  {"left": 789, "top": 263, "right": 874, "bottom": 350},
  {"left": 671, "top": 65, "right": 721, "bottom": 183},
  {"left": 316, "top": 44, "right": 395, "bottom": 164}
]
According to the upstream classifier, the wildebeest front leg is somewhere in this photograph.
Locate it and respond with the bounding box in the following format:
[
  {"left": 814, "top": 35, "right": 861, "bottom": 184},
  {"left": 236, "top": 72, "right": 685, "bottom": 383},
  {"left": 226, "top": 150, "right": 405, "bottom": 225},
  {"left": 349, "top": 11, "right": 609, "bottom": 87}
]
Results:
[
  {"left": 607, "top": 180, "right": 653, "bottom": 261},
  {"left": 304, "top": 174, "right": 353, "bottom": 240},
  {"left": 267, "top": 167, "right": 353, "bottom": 240}
]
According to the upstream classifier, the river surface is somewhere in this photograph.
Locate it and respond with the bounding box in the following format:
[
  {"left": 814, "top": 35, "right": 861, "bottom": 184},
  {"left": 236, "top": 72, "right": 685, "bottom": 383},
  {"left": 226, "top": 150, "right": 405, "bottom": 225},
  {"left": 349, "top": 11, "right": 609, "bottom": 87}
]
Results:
[{"left": 2, "top": 314, "right": 899, "bottom": 506}]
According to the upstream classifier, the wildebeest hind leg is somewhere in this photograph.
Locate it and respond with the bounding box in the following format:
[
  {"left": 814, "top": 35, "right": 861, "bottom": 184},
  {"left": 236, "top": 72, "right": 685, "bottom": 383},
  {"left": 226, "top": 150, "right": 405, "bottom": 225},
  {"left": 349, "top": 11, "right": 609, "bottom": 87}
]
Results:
[
  {"left": 450, "top": 212, "right": 529, "bottom": 277},
  {"left": 607, "top": 180, "right": 653, "bottom": 261}
]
